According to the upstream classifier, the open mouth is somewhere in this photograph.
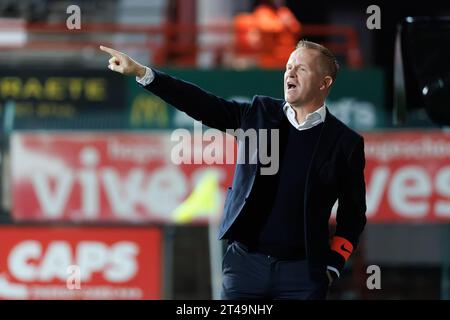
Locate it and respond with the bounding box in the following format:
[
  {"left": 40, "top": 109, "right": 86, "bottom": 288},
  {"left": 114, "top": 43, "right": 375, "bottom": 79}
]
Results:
[{"left": 287, "top": 83, "right": 297, "bottom": 90}]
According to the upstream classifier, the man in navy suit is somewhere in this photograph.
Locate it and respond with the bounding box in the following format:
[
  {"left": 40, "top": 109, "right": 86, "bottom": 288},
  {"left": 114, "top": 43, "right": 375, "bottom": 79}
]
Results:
[{"left": 100, "top": 40, "right": 367, "bottom": 300}]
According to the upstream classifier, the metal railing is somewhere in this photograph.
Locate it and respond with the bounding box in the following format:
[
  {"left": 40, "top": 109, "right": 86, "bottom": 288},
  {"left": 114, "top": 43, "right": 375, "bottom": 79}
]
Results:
[{"left": 0, "top": 20, "right": 363, "bottom": 68}]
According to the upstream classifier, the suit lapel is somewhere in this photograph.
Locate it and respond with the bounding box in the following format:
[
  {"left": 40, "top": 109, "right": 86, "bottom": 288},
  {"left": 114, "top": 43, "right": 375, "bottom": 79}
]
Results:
[
  {"left": 309, "top": 108, "right": 342, "bottom": 176},
  {"left": 267, "top": 100, "right": 286, "bottom": 129}
]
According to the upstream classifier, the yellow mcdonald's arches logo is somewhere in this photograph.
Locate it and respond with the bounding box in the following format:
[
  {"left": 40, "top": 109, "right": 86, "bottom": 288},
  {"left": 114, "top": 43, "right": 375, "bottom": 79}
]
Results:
[{"left": 130, "top": 94, "right": 169, "bottom": 127}]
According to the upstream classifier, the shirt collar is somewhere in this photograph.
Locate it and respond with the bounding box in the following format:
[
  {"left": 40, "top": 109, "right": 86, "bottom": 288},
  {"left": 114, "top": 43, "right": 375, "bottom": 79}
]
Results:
[{"left": 283, "top": 102, "right": 327, "bottom": 124}]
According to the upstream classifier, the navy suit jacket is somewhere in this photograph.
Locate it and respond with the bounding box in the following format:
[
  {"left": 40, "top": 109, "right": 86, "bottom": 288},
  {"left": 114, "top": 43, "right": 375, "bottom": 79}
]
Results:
[{"left": 142, "top": 69, "right": 367, "bottom": 277}]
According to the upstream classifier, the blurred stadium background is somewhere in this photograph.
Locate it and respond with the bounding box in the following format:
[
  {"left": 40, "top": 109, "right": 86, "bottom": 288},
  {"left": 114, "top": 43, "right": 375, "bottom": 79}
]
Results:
[{"left": 0, "top": 0, "right": 450, "bottom": 300}]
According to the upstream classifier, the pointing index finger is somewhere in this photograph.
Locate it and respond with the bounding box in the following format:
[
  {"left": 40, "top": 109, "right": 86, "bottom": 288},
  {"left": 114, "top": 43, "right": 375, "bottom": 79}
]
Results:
[{"left": 99, "top": 45, "right": 121, "bottom": 57}]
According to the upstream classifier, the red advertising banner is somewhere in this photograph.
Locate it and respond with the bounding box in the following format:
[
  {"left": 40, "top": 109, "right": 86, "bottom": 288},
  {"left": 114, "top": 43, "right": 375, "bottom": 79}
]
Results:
[
  {"left": 11, "top": 131, "right": 450, "bottom": 223},
  {"left": 11, "top": 132, "right": 235, "bottom": 223},
  {"left": 0, "top": 227, "right": 162, "bottom": 300},
  {"left": 363, "top": 131, "right": 450, "bottom": 222}
]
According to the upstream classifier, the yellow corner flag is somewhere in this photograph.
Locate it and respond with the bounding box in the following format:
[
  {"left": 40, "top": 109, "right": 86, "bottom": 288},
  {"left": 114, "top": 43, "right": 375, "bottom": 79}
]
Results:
[{"left": 173, "top": 171, "right": 221, "bottom": 224}]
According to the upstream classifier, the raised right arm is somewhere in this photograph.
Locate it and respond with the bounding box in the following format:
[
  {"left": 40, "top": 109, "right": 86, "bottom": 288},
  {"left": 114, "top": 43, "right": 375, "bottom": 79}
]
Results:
[{"left": 100, "top": 45, "right": 250, "bottom": 131}]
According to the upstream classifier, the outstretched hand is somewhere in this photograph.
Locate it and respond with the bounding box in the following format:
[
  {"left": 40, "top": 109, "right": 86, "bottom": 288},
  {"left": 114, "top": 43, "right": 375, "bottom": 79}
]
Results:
[{"left": 99, "top": 45, "right": 146, "bottom": 78}]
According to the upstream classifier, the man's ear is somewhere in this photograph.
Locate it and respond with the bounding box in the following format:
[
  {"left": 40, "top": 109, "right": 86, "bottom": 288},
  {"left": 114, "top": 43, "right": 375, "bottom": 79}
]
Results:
[{"left": 320, "top": 76, "right": 333, "bottom": 91}]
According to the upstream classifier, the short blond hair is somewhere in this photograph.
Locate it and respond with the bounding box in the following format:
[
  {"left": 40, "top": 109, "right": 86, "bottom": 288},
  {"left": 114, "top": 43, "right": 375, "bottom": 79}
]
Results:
[{"left": 296, "top": 40, "right": 339, "bottom": 81}]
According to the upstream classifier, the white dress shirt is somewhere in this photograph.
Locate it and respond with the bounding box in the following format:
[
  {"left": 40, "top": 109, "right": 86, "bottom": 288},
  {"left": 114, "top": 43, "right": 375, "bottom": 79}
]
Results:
[
  {"left": 136, "top": 66, "right": 155, "bottom": 86},
  {"left": 283, "top": 102, "right": 326, "bottom": 131}
]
